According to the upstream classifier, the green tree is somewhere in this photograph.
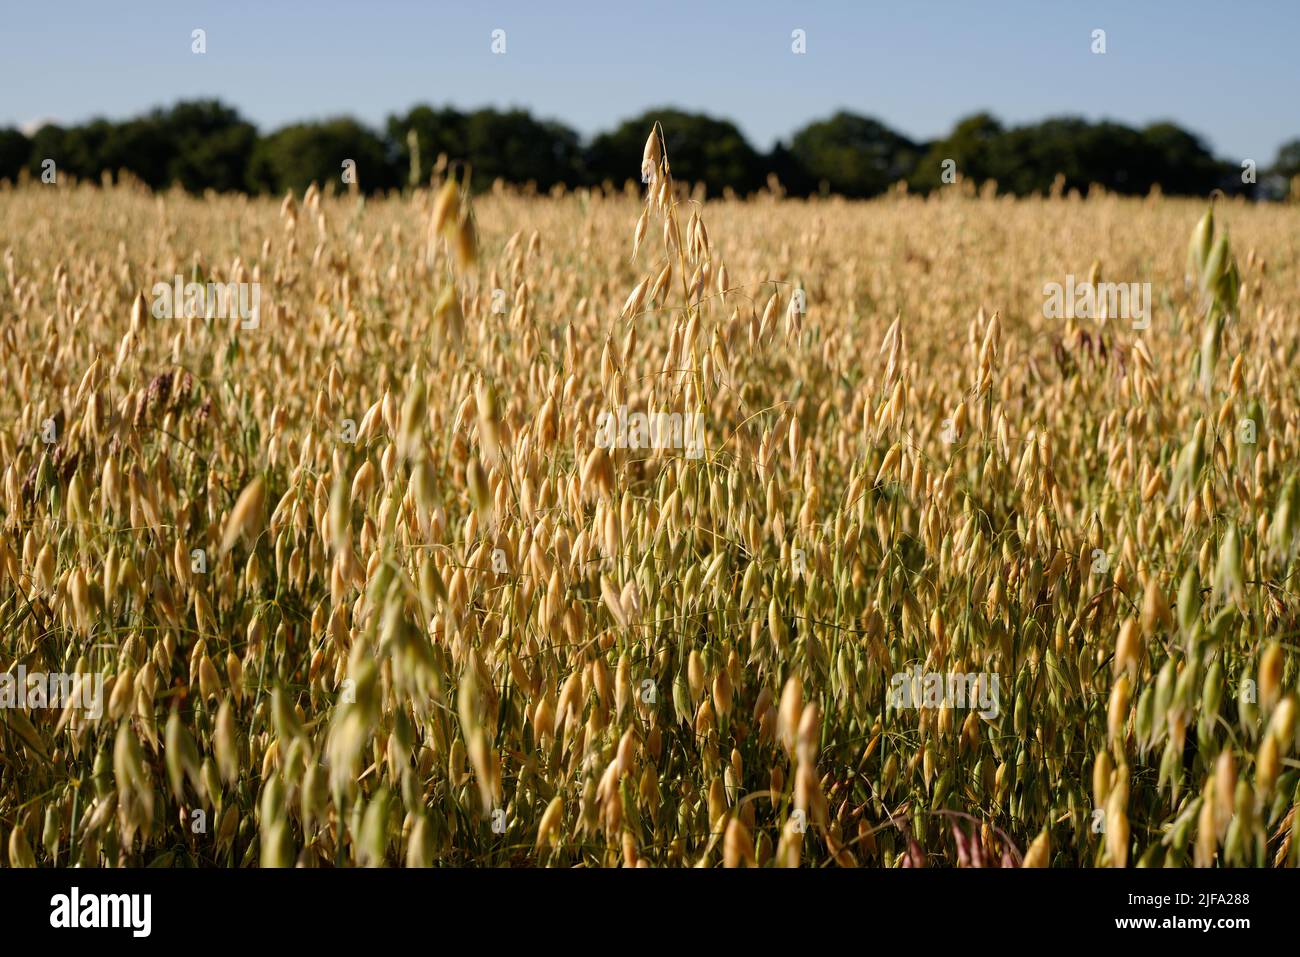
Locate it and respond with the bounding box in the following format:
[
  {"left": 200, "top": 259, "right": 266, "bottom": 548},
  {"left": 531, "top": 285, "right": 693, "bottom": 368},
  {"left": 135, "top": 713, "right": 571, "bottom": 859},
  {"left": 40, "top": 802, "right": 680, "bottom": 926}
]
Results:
[
  {"left": 910, "top": 112, "right": 1006, "bottom": 192},
  {"left": 14, "top": 102, "right": 254, "bottom": 192},
  {"left": 761, "top": 140, "right": 816, "bottom": 196},
  {"left": 2, "top": 99, "right": 1267, "bottom": 202},
  {"left": 462, "top": 109, "right": 584, "bottom": 191},
  {"left": 789, "top": 111, "right": 919, "bottom": 197},
  {"left": 586, "top": 109, "right": 764, "bottom": 196},
  {"left": 157, "top": 101, "right": 257, "bottom": 193},
  {"left": 247, "top": 118, "right": 397, "bottom": 195},
  {"left": 386, "top": 105, "right": 468, "bottom": 186},
  {"left": 995, "top": 117, "right": 1104, "bottom": 194},
  {"left": 912, "top": 114, "right": 1229, "bottom": 198},
  {"left": 1273, "top": 139, "right": 1300, "bottom": 180},
  {"left": 22, "top": 117, "right": 168, "bottom": 187},
  {"left": 0, "top": 128, "right": 30, "bottom": 183},
  {"left": 26, "top": 122, "right": 101, "bottom": 182},
  {"left": 99, "top": 117, "right": 173, "bottom": 188},
  {"left": 1138, "top": 122, "right": 1226, "bottom": 195}
]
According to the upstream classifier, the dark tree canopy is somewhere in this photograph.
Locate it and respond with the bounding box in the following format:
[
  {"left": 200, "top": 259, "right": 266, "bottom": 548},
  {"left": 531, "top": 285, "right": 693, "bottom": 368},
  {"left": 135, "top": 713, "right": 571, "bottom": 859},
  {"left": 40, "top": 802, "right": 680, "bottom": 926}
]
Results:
[
  {"left": 1135, "top": 122, "right": 1229, "bottom": 195},
  {"left": 0, "top": 98, "right": 1280, "bottom": 201},
  {"left": 462, "top": 109, "right": 585, "bottom": 191},
  {"left": 911, "top": 113, "right": 1232, "bottom": 197},
  {"left": 1274, "top": 139, "right": 1300, "bottom": 179},
  {"left": 789, "top": 111, "right": 920, "bottom": 197},
  {"left": 158, "top": 100, "right": 257, "bottom": 193},
  {"left": 0, "top": 128, "right": 31, "bottom": 183},
  {"left": 587, "top": 108, "right": 766, "bottom": 196},
  {"left": 910, "top": 113, "right": 1006, "bottom": 192},
  {"left": 247, "top": 118, "right": 398, "bottom": 195},
  {"left": 387, "top": 106, "right": 585, "bottom": 192},
  {"left": 14, "top": 102, "right": 255, "bottom": 192},
  {"left": 386, "top": 105, "right": 469, "bottom": 186}
]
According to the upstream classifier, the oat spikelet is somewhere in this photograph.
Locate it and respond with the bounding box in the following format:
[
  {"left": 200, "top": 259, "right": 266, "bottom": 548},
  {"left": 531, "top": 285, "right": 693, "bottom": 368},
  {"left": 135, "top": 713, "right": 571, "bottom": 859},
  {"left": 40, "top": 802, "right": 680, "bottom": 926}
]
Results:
[{"left": 220, "top": 476, "right": 267, "bottom": 556}]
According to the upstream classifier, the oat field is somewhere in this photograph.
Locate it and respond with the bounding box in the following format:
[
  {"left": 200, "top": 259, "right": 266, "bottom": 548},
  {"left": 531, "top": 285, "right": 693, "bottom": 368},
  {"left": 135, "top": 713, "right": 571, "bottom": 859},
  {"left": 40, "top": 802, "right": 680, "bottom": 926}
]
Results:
[{"left": 3, "top": 133, "right": 1300, "bottom": 868}]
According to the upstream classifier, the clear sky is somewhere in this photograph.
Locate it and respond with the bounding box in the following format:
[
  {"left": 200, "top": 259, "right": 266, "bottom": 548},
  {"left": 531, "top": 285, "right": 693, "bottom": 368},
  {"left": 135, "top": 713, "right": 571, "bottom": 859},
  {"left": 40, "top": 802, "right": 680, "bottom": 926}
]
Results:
[{"left": 1, "top": 0, "right": 1295, "bottom": 164}]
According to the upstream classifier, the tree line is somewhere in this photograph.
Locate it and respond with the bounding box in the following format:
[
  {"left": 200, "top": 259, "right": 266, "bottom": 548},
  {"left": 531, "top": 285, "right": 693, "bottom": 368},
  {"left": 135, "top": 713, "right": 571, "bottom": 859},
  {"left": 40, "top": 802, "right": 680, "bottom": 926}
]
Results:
[{"left": 3, "top": 99, "right": 1297, "bottom": 199}]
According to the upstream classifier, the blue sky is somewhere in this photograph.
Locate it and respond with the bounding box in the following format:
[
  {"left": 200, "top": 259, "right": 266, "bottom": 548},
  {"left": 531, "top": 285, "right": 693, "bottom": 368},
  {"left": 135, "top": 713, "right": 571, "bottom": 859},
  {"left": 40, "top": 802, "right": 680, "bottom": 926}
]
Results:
[{"left": 1, "top": 0, "right": 1295, "bottom": 163}]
